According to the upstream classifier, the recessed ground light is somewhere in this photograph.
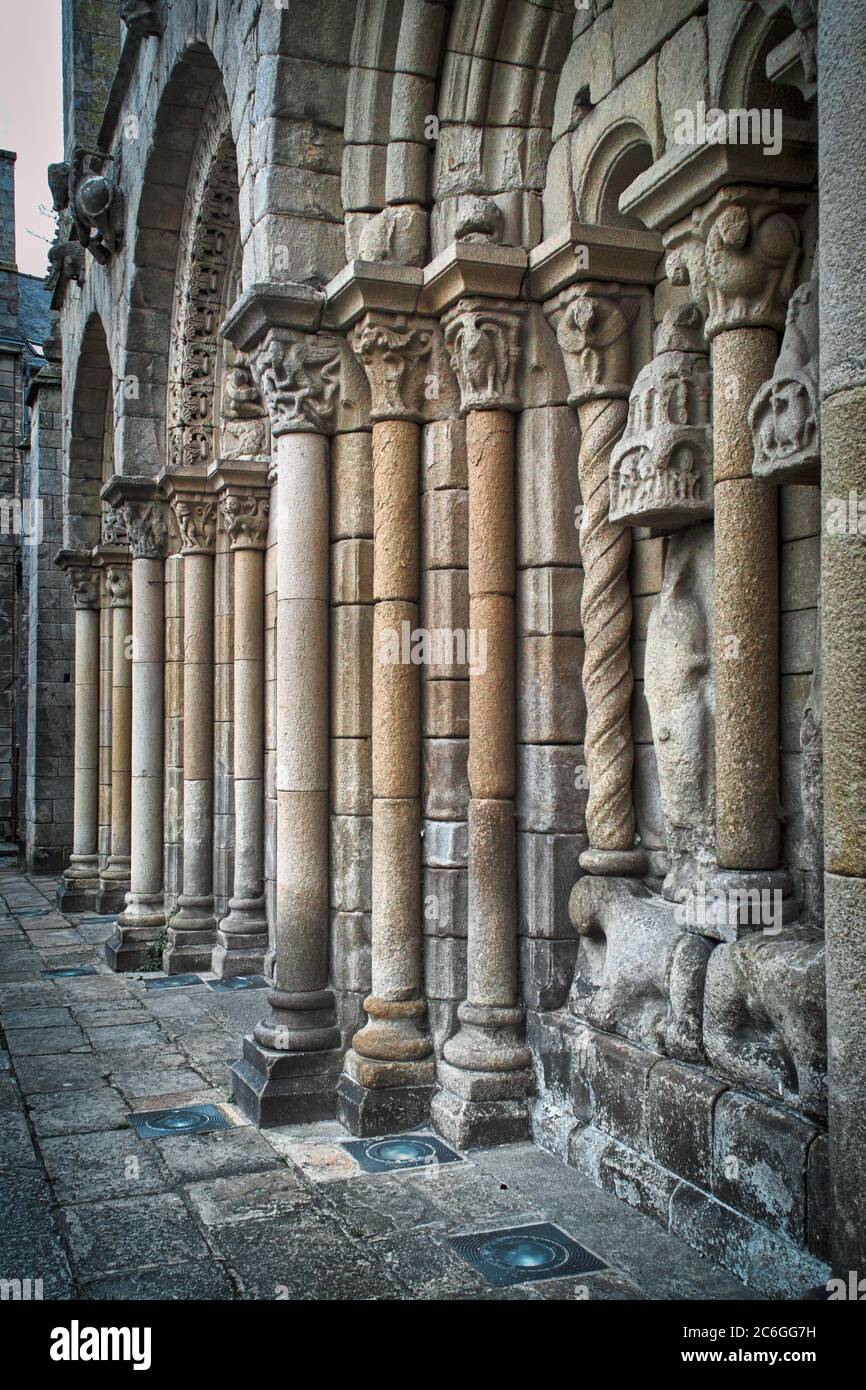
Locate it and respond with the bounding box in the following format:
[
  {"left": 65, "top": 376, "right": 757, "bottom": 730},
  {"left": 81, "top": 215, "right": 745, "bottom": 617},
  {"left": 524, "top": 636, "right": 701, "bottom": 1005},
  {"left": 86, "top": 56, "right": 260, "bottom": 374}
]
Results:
[
  {"left": 42, "top": 965, "right": 98, "bottom": 978},
  {"left": 449, "top": 1222, "right": 607, "bottom": 1287},
  {"left": 205, "top": 975, "right": 268, "bottom": 993},
  {"left": 142, "top": 973, "right": 203, "bottom": 991},
  {"left": 128, "top": 1104, "right": 231, "bottom": 1139},
  {"left": 18, "top": 909, "right": 53, "bottom": 919},
  {"left": 340, "top": 1133, "right": 462, "bottom": 1174}
]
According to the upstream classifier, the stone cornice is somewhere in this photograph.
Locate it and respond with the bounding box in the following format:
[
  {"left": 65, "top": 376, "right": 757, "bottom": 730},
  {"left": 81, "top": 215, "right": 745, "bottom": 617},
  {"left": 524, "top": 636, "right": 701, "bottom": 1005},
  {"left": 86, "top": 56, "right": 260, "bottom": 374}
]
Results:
[
  {"left": 221, "top": 282, "right": 325, "bottom": 354},
  {"left": 528, "top": 222, "right": 662, "bottom": 303},
  {"left": 419, "top": 242, "right": 527, "bottom": 317},
  {"left": 323, "top": 261, "right": 424, "bottom": 331},
  {"left": 207, "top": 459, "right": 270, "bottom": 494},
  {"left": 619, "top": 139, "right": 816, "bottom": 234},
  {"left": 91, "top": 542, "right": 130, "bottom": 570}
]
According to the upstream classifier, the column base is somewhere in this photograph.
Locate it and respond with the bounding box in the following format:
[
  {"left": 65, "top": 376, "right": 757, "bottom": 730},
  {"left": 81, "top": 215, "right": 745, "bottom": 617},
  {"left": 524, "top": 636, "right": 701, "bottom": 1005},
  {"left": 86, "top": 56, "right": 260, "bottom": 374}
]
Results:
[
  {"left": 336, "top": 1060, "right": 436, "bottom": 1137},
  {"left": 105, "top": 894, "right": 166, "bottom": 972},
  {"left": 57, "top": 876, "right": 99, "bottom": 914},
  {"left": 579, "top": 845, "right": 648, "bottom": 876},
  {"left": 230, "top": 1034, "right": 342, "bottom": 1127},
  {"left": 94, "top": 879, "right": 131, "bottom": 915},
  {"left": 165, "top": 899, "right": 217, "bottom": 974},
  {"left": 431, "top": 1083, "right": 532, "bottom": 1149},
  {"left": 212, "top": 901, "right": 268, "bottom": 978}
]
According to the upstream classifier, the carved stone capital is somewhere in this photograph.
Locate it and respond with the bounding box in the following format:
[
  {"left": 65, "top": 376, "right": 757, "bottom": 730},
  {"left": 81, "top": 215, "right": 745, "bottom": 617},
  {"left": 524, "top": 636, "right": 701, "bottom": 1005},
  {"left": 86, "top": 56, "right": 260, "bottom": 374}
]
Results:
[
  {"left": 553, "top": 283, "right": 637, "bottom": 407},
  {"left": 171, "top": 494, "right": 218, "bottom": 555},
  {"left": 249, "top": 330, "right": 341, "bottom": 436},
  {"left": 105, "top": 563, "right": 132, "bottom": 609},
  {"left": 121, "top": 499, "right": 168, "bottom": 560},
  {"left": 101, "top": 504, "right": 129, "bottom": 548},
  {"left": 64, "top": 564, "right": 101, "bottom": 611},
  {"left": 219, "top": 492, "right": 270, "bottom": 551},
  {"left": 664, "top": 186, "right": 804, "bottom": 339},
  {"left": 749, "top": 276, "right": 819, "bottom": 484},
  {"left": 352, "top": 312, "right": 433, "bottom": 421},
  {"left": 442, "top": 298, "right": 524, "bottom": 413}
]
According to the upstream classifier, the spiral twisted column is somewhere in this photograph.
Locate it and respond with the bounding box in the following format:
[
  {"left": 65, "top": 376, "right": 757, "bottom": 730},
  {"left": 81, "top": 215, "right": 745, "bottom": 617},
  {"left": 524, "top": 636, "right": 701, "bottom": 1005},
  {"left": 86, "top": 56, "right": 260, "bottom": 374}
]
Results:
[{"left": 555, "top": 284, "right": 646, "bottom": 876}]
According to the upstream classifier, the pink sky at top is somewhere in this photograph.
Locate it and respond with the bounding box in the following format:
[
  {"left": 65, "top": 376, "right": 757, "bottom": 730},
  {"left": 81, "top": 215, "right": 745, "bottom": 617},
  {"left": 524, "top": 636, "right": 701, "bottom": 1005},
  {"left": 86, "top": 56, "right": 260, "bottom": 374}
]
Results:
[{"left": 0, "top": 0, "right": 63, "bottom": 278}]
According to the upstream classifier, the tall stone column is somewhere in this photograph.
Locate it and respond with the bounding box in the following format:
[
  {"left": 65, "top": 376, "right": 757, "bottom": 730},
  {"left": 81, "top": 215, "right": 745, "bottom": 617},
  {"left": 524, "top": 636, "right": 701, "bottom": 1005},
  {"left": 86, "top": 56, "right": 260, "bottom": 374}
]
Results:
[
  {"left": 818, "top": 0, "right": 866, "bottom": 1274},
  {"left": 212, "top": 481, "right": 270, "bottom": 977},
  {"left": 430, "top": 288, "right": 532, "bottom": 1146},
  {"left": 554, "top": 283, "right": 647, "bottom": 877},
  {"left": 164, "top": 489, "right": 218, "bottom": 973},
  {"left": 94, "top": 559, "right": 132, "bottom": 913},
  {"left": 664, "top": 188, "right": 803, "bottom": 912},
  {"left": 337, "top": 303, "right": 436, "bottom": 1135},
  {"left": 223, "top": 284, "right": 343, "bottom": 1124},
  {"left": 56, "top": 554, "right": 100, "bottom": 911},
  {"left": 103, "top": 483, "right": 168, "bottom": 970}
]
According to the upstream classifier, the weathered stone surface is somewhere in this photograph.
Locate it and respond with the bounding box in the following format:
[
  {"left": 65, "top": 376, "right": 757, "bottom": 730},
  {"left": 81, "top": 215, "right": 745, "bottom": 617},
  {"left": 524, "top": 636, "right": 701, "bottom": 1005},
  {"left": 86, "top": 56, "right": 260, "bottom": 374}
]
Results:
[
  {"left": 703, "top": 926, "right": 827, "bottom": 1120},
  {"left": 647, "top": 1059, "right": 727, "bottom": 1190},
  {"left": 711, "top": 1090, "right": 817, "bottom": 1244},
  {"left": 517, "top": 831, "right": 586, "bottom": 940},
  {"left": 569, "top": 876, "right": 713, "bottom": 1062}
]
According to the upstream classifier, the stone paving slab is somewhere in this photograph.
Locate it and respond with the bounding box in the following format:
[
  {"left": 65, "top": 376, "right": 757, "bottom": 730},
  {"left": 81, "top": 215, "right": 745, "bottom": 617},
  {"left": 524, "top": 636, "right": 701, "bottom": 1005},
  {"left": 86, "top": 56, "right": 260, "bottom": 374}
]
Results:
[{"left": 0, "top": 865, "right": 763, "bottom": 1302}]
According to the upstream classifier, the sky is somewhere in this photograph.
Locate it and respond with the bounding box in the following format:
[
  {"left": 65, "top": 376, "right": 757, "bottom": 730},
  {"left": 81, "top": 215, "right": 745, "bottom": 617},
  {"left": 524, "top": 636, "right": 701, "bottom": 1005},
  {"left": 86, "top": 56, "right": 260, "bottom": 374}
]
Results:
[{"left": 0, "top": 0, "right": 63, "bottom": 277}]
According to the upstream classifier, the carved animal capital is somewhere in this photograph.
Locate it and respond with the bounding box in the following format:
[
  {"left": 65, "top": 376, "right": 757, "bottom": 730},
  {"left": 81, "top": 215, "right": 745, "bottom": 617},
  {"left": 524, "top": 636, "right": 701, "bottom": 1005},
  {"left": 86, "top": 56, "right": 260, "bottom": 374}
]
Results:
[
  {"left": 101, "top": 504, "right": 129, "bottom": 548},
  {"left": 171, "top": 494, "right": 218, "bottom": 555},
  {"left": 352, "top": 313, "right": 433, "bottom": 421},
  {"left": 105, "top": 564, "right": 132, "bottom": 609},
  {"left": 665, "top": 186, "right": 804, "bottom": 338},
  {"left": 442, "top": 298, "right": 524, "bottom": 414},
  {"left": 219, "top": 493, "right": 270, "bottom": 551},
  {"left": 64, "top": 565, "right": 101, "bottom": 611},
  {"left": 554, "top": 284, "right": 637, "bottom": 407},
  {"left": 749, "top": 277, "right": 820, "bottom": 484}
]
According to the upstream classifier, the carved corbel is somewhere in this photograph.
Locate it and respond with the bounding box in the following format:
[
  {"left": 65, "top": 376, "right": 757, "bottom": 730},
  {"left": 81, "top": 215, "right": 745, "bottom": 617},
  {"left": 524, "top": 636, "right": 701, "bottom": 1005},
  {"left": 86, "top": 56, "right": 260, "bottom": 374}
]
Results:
[{"left": 119, "top": 1, "right": 164, "bottom": 38}]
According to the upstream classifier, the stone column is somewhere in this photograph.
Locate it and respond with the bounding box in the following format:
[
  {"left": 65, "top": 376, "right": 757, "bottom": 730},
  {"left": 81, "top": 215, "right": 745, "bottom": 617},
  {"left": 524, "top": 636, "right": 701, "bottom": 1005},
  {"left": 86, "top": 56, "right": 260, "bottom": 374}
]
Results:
[
  {"left": 222, "top": 285, "right": 343, "bottom": 1125},
  {"left": 213, "top": 485, "right": 270, "bottom": 977},
  {"left": 664, "top": 188, "right": 803, "bottom": 912},
  {"left": 56, "top": 554, "right": 100, "bottom": 911},
  {"left": 337, "top": 307, "right": 436, "bottom": 1135},
  {"left": 165, "top": 490, "right": 218, "bottom": 973},
  {"left": 554, "top": 284, "right": 646, "bottom": 877},
  {"left": 104, "top": 485, "right": 168, "bottom": 970},
  {"left": 94, "top": 559, "right": 132, "bottom": 913},
  {"left": 431, "top": 292, "right": 532, "bottom": 1146},
  {"left": 818, "top": 0, "right": 866, "bottom": 1274}
]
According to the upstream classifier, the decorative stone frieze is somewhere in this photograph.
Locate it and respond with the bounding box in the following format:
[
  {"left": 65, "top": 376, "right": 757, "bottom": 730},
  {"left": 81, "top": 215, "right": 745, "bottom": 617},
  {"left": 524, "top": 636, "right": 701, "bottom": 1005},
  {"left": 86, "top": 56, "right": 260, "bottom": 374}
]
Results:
[
  {"left": 610, "top": 303, "right": 713, "bottom": 529},
  {"left": 665, "top": 186, "right": 804, "bottom": 339},
  {"left": 250, "top": 331, "right": 342, "bottom": 434},
  {"left": 219, "top": 493, "right": 269, "bottom": 551},
  {"left": 352, "top": 314, "right": 432, "bottom": 421},
  {"left": 750, "top": 278, "right": 820, "bottom": 485},
  {"left": 171, "top": 493, "right": 218, "bottom": 555},
  {"left": 442, "top": 299, "right": 523, "bottom": 413}
]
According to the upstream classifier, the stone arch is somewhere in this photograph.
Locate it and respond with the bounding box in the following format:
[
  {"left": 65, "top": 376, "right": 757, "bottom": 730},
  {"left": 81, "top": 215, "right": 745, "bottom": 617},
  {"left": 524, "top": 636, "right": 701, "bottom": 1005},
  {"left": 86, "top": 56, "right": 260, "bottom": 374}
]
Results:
[
  {"left": 65, "top": 313, "right": 114, "bottom": 552},
  {"left": 575, "top": 118, "right": 656, "bottom": 228},
  {"left": 116, "top": 45, "right": 237, "bottom": 477},
  {"left": 715, "top": 2, "right": 812, "bottom": 124}
]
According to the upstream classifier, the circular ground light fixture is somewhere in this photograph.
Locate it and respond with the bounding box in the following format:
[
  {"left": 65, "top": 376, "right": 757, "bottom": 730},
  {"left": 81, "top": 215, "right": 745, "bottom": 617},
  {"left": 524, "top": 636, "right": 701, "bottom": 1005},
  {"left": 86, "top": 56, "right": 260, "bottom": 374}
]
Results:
[
  {"left": 128, "top": 1103, "right": 231, "bottom": 1140},
  {"left": 340, "top": 1133, "right": 462, "bottom": 1173},
  {"left": 449, "top": 1222, "right": 607, "bottom": 1287}
]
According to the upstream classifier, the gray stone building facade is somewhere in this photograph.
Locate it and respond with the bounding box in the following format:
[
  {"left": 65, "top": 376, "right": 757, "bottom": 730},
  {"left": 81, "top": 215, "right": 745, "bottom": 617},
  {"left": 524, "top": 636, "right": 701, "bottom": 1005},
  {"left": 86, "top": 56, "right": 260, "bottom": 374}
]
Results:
[{"left": 26, "top": 0, "right": 865, "bottom": 1297}]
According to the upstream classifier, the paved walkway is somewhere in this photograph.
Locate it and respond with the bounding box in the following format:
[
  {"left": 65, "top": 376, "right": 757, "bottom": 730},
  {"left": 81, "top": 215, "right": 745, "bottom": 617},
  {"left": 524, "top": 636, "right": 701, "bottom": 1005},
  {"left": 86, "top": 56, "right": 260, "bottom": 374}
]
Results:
[{"left": 0, "top": 865, "right": 760, "bottom": 1301}]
